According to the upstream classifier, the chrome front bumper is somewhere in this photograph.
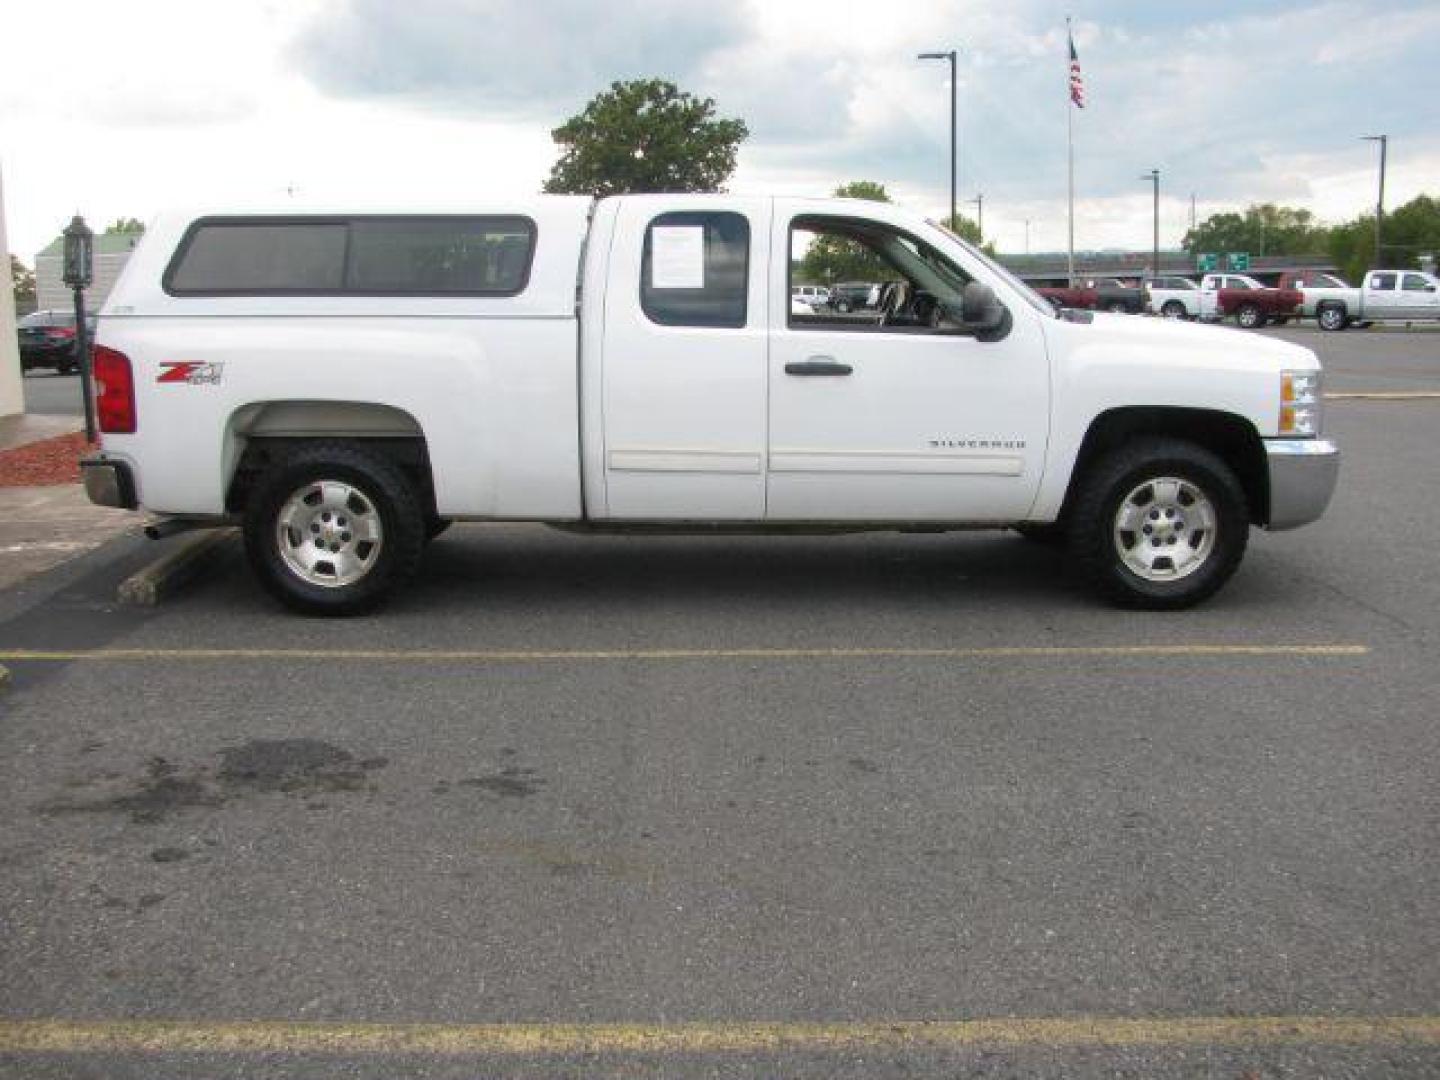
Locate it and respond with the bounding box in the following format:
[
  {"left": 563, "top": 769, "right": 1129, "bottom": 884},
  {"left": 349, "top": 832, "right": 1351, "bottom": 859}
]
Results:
[{"left": 1265, "top": 438, "right": 1339, "bottom": 531}]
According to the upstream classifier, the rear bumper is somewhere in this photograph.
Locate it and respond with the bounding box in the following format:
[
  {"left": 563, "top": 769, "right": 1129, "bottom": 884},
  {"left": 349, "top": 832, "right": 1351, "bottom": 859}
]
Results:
[
  {"left": 80, "top": 455, "right": 138, "bottom": 510},
  {"left": 1265, "top": 438, "right": 1339, "bottom": 531}
]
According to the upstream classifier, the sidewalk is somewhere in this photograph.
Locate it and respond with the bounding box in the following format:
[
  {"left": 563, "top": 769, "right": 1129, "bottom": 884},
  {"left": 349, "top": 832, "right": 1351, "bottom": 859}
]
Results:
[{"left": 0, "top": 413, "right": 136, "bottom": 592}]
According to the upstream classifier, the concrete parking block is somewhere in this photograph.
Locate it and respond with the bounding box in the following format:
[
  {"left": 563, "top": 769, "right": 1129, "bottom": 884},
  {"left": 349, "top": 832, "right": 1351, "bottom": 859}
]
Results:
[{"left": 116, "top": 529, "right": 237, "bottom": 607}]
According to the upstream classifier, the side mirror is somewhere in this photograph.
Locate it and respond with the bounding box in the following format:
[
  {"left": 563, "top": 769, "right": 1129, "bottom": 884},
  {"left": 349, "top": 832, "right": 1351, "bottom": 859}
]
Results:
[{"left": 963, "top": 281, "right": 1008, "bottom": 335}]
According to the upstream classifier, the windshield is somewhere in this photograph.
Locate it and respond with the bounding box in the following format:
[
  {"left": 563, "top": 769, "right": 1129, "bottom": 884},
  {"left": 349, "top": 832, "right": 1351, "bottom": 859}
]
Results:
[{"left": 937, "top": 229, "right": 1056, "bottom": 317}]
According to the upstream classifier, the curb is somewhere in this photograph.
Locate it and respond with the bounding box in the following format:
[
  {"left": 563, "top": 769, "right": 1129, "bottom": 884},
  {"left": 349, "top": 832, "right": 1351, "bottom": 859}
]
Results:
[{"left": 117, "top": 528, "right": 237, "bottom": 607}]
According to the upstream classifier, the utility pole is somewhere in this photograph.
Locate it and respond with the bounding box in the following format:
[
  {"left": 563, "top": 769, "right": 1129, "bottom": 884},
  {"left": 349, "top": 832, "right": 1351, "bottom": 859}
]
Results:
[
  {"left": 1362, "top": 134, "right": 1387, "bottom": 268},
  {"left": 918, "top": 50, "right": 959, "bottom": 231},
  {"left": 1024, "top": 218, "right": 1031, "bottom": 255},
  {"left": 969, "top": 193, "right": 983, "bottom": 240},
  {"left": 1142, "top": 169, "right": 1160, "bottom": 279},
  {"left": 1189, "top": 193, "right": 1197, "bottom": 234}
]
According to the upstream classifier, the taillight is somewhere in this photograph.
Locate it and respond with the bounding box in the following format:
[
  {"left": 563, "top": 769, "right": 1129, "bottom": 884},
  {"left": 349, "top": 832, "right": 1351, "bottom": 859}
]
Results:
[
  {"left": 92, "top": 345, "right": 137, "bottom": 434},
  {"left": 46, "top": 327, "right": 76, "bottom": 340}
]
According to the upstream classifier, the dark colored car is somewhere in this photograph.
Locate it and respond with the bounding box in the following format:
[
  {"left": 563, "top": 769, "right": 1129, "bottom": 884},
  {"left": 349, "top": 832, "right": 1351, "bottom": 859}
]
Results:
[
  {"left": 17, "top": 310, "right": 94, "bottom": 374},
  {"left": 828, "top": 282, "right": 880, "bottom": 313}
]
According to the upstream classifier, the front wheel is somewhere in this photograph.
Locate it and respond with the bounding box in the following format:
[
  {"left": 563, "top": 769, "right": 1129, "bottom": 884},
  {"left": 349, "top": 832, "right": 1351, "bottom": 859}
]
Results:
[
  {"left": 1235, "top": 304, "right": 1265, "bottom": 329},
  {"left": 1317, "top": 305, "right": 1348, "bottom": 332},
  {"left": 244, "top": 441, "right": 425, "bottom": 615},
  {"left": 1067, "top": 438, "right": 1248, "bottom": 609}
]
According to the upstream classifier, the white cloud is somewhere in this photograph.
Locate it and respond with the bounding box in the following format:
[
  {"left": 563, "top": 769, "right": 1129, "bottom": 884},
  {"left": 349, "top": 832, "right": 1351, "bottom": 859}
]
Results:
[{"left": 2, "top": 0, "right": 1437, "bottom": 261}]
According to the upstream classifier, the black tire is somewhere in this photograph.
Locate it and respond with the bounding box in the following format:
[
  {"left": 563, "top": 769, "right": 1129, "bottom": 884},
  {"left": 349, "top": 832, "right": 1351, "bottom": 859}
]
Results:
[
  {"left": 1067, "top": 437, "right": 1248, "bottom": 610},
  {"left": 1235, "top": 304, "right": 1264, "bottom": 329},
  {"left": 425, "top": 517, "right": 453, "bottom": 541},
  {"left": 243, "top": 441, "right": 425, "bottom": 615},
  {"left": 1105, "top": 301, "right": 1127, "bottom": 313},
  {"left": 1160, "top": 301, "right": 1188, "bottom": 320},
  {"left": 1317, "top": 304, "right": 1348, "bottom": 332}
]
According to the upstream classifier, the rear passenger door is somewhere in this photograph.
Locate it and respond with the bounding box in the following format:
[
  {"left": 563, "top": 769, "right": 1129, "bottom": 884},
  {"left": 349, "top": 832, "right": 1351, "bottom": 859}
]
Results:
[
  {"left": 597, "top": 199, "right": 771, "bottom": 520},
  {"left": 1364, "top": 272, "right": 1402, "bottom": 320}
]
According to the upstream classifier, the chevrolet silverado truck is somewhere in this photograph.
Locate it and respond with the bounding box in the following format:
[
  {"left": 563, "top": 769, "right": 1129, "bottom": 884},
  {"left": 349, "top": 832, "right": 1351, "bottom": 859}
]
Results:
[
  {"left": 1278, "top": 269, "right": 1440, "bottom": 331},
  {"left": 1144, "top": 276, "right": 1202, "bottom": 319},
  {"left": 82, "top": 195, "right": 1339, "bottom": 614}
]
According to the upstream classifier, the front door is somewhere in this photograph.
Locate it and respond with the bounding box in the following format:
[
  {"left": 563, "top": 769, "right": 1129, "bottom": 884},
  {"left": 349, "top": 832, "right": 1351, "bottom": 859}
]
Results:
[
  {"left": 597, "top": 198, "right": 771, "bottom": 520},
  {"left": 766, "top": 206, "right": 1049, "bottom": 522},
  {"left": 1400, "top": 272, "right": 1440, "bottom": 320}
]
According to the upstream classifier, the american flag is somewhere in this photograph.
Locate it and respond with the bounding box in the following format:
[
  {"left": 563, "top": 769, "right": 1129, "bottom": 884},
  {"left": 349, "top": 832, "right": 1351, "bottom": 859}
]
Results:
[{"left": 1069, "top": 31, "right": 1085, "bottom": 108}]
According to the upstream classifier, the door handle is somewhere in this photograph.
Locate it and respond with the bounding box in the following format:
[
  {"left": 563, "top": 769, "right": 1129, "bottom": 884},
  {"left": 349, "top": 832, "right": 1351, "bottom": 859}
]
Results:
[{"left": 785, "top": 358, "right": 852, "bottom": 376}]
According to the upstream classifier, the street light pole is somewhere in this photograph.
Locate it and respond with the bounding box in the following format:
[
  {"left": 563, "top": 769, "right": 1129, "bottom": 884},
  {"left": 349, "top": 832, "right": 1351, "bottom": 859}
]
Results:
[
  {"left": 1362, "top": 134, "right": 1387, "bottom": 268},
  {"left": 969, "top": 193, "right": 983, "bottom": 241},
  {"left": 918, "top": 50, "right": 958, "bottom": 230},
  {"left": 1141, "top": 169, "right": 1160, "bottom": 279}
]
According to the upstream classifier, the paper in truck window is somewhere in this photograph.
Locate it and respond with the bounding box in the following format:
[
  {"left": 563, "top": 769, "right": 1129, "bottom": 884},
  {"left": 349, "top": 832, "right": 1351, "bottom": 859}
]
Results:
[{"left": 650, "top": 226, "right": 705, "bottom": 289}]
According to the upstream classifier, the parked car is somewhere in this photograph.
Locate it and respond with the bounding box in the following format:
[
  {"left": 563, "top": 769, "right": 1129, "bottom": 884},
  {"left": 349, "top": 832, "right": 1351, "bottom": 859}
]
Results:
[
  {"left": 1145, "top": 276, "right": 1201, "bottom": 319},
  {"left": 1197, "top": 274, "right": 1302, "bottom": 329},
  {"left": 17, "top": 310, "right": 94, "bottom": 374},
  {"left": 1277, "top": 269, "right": 1440, "bottom": 331},
  {"left": 828, "top": 282, "right": 879, "bottom": 312},
  {"left": 82, "top": 194, "right": 1336, "bottom": 614},
  {"left": 790, "top": 284, "right": 830, "bottom": 310},
  {"left": 1037, "top": 278, "right": 1146, "bottom": 315}
]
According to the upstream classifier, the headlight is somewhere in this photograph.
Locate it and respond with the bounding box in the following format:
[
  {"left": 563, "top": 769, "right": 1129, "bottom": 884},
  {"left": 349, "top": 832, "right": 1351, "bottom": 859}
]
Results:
[{"left": 1280, "top": 370, "right": 1321, "bottom": 436}]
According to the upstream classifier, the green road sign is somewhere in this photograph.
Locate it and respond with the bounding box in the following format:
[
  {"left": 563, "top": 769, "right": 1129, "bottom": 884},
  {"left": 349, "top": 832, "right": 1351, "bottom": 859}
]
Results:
[
  {"left": 1197, "top": 253, "right": 1218, "bottom": 273},
  {"left": 1226, "top": 252, "right": 1250, "bottom": 271}
]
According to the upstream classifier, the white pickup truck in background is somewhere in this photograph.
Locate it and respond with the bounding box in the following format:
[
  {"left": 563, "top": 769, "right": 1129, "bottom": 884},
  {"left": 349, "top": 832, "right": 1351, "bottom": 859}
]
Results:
[
  {"left": 1282, "top": 269, "right": 1440, "bottom": 331},
  {"left": 83, "top": 195, "right": 1339, "bottom": 614}
]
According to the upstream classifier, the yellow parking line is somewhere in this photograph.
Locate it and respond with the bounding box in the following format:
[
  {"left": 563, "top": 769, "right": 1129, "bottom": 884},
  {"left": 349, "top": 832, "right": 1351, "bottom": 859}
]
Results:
[
  {"left": 1326, "top": 390, "right": 1440, "bottom": 400},
  {"left": 0, "top": 644, "right": 1369, "bottom": 664},
  {"left": 0, "top": 1016, "right": 1435, "bottom": 1055}
]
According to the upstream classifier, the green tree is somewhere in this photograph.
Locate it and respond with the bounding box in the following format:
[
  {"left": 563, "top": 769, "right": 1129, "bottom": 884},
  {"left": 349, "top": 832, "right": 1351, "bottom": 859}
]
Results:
[
  {"left": 1326, "top": 195, "right": 1440, "bottom": 281},
  {"left": 543, "top": 79, "right": 748, "bottom": 196},
  {"left": 105, "top": 217, "right": 145, "bottom": 235},
  {"left": 11, "top": 255, "right": 35, "bottom": 308},
  {"left": 939, "top": 211, "right": 997, "bottom": 257},
  {"left": 1182, "top": 204, "right": 1326, "bottom": 258},
  {"left": 796, "top": 182, "right": 894, "bottom": 284}
]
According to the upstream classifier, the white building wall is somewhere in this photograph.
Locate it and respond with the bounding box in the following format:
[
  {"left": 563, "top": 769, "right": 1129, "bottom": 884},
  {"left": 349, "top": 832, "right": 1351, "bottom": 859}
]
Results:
[{"left": 0, "top": 165, "right": 24, "bottom": 419}]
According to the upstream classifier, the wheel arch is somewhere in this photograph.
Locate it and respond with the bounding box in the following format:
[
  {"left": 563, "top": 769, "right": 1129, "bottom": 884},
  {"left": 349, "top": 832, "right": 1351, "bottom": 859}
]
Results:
[
  {"left": 222, "top": 401, "right": 435, "bottom": 516},
  {"left": 1059, "top": 406, "right": 1269, "bottom": 527}
]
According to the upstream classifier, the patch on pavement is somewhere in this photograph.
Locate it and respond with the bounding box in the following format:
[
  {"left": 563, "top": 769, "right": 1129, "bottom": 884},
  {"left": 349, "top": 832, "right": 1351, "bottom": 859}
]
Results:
[{"left": 36, "top": 740, "right": 387, "bottom": 824}]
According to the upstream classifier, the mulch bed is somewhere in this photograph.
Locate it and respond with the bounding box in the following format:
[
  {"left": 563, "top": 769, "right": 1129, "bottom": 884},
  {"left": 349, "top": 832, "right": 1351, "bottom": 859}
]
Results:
[{"left": 0, "top": 431, "right": 93, "bottom": 487}]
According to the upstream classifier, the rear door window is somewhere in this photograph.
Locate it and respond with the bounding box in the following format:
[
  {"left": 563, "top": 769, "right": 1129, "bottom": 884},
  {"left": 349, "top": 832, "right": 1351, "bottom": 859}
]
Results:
[{"left": 639, "top": 211, "right": 750, "bottom": 329}]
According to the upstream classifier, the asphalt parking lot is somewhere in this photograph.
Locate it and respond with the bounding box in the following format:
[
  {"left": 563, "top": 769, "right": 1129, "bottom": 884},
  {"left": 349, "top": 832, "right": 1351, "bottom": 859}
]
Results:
[{"left": 1, "top": 326, "right": 1437, "bottom": 1077}]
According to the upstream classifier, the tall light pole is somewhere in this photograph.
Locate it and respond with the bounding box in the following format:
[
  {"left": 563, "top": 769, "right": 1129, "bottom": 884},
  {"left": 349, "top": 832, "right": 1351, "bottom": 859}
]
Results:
[
  {"left": 969, "top": 193, "right": 983, "bottom": 240},
  {"left": 1362, "top": 134, "right": 1387, "bottom": 268},
  {"left": 918, "top": 50, "right": 958, "bottom": 230},
  {"left": 1024, "top": 218, "right": 1031, "bottom": 255},
  {"left": 1142, "top": 169, "right": 1160, "bottom": 279}
]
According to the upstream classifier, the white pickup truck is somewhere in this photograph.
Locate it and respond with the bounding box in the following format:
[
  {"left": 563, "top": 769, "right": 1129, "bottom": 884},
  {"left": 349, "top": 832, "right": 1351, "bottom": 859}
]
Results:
[
  {"left": 82, "top": 195, "right": 1338, "bottom": 614},
  {"left": 1281, "top": 269, "right": 1440, "bottom": 331}
]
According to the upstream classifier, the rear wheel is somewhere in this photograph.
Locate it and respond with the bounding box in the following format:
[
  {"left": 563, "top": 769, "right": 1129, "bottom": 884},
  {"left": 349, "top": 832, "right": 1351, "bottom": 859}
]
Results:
[
  {"left": 1067, "top": 438, "right": 1248, "bottom": 610},
  {"left": 1160, "top": 301, "right": 1188, "bottom": 320},
  {"left": 1235, "top": 304, "right": 1265, "bottom": 329},
  {"left": 243, "top": 441, "right": 425, "bottom": 615}
]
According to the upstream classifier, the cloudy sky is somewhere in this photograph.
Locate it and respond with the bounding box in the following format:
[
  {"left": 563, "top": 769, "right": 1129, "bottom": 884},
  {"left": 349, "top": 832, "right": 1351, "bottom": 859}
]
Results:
[{"left": 3, "top": 0, "right": 1437, "bottom": 261}]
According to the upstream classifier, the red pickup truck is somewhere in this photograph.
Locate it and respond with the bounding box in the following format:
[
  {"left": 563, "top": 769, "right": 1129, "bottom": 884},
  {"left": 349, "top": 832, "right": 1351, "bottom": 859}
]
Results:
[
  {"left": 1036, "top": 278, "right": 1147, "bottom": 314},
  {"left": 1199, "top": 273, "right": 1302, "bottom": 328}
]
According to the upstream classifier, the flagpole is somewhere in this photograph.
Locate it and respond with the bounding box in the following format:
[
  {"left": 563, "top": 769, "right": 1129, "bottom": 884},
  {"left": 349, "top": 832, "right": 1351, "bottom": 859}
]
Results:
[{"left": 1066, "top": 16, "right": 1075, "bottom": 286}]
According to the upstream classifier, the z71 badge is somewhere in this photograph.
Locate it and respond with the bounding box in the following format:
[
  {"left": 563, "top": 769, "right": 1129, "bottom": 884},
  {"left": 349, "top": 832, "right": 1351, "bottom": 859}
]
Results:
[{"left": 157, "top": 362, "right": 224, "bottom": 385}]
